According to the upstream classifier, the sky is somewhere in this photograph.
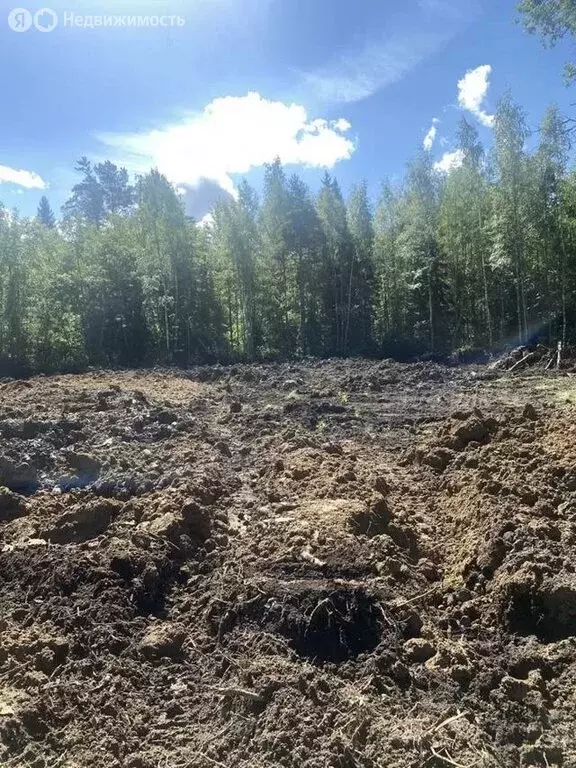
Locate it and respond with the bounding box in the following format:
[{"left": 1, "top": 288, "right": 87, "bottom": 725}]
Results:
[{"left": 0, "top": 0, "right": 574, "bottom": 218}]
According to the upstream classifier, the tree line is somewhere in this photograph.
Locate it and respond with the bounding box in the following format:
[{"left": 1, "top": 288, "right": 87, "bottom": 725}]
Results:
[{"left": 1, "top": 96, "right": 576, "bottom": 374}]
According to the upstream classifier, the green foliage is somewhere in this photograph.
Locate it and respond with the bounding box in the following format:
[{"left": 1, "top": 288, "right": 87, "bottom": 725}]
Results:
[
  {"left": 62, "top": 157, "right": 135, "bottom": 225},
  {"left": 518, "top": 0, "right": 576, "bottom": 81},
  {"left": 5, "top": 112, "right": 576, "bottom": 376},
  {"left": 36, "top": 196, "right": 56, "bottom": 229}
]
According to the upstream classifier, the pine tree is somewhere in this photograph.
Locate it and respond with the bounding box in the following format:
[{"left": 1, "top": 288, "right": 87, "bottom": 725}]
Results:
[
  {"left": 62, "top": 157, "right": 105, "bottom": 224},
  {"left": 63, "top": 157, "right": 134, "bottom": 225},
  {"left": 36, "top": 196, "right": 56, "bottom": 228},
  {"left": 94, "top": 161, "right": 135, "bottom": 215}
]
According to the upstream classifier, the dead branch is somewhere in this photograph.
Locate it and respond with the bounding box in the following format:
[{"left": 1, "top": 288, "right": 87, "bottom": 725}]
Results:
[
  {"left": 429, "top": 746, "right": 477, "bottom": 768},
  {"left": 189, "top": 753, "right": 228, "bottom": 768},
  {"left": 392, "top": 585, "right": 439, "bottom": 609},
  {"left": 209, "top": 686, "right": 264, "bottom": 703},
  {"left": 427, "top": 710, "right": 470, "bottom": 735},
  {"left": 304, "top": 597, "right": 333, "bottom": 632},
  {"left": 508, "top": 352, "right": 537, "bottom": 373}
]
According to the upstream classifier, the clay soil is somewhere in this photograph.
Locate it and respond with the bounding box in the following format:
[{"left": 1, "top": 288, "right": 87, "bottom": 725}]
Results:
[{"left": 2, "top": 360, "right": 576, "bottom": 768}]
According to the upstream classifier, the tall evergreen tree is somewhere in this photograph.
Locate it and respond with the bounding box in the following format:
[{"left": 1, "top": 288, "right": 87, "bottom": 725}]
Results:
[
  {"left": 36, "top": 196, "right": 56, "bottom": 228},
  {"left": 62, "top": 157, "right": 105, "bottom": 224},
  {"left": 95, "top": 161, "right": 135, "bottom": 216},
  {"left": 63, "top": 157, "right": 134, "bottom": 225}
]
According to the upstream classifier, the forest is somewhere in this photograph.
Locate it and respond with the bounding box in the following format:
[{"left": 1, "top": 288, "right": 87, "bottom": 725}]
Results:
[{"left": 1, "top": 95, "right": 575, "bottom": 374}]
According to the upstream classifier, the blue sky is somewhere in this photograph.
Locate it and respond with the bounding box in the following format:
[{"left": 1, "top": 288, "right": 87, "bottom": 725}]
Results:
[{"left": 0, "top": 0, "right": 574, "bottom": 218}]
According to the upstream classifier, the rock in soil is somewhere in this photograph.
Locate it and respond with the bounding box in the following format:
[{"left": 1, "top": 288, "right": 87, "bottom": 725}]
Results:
[
  {"left": 0, "top": 487, "right": 26, "bottom": 522},
  {"left": 0, "top": 457, "right": 39, "bottom": 493},
  {"left": 138, "top": 622, "right": 186, "bottom": 658}
]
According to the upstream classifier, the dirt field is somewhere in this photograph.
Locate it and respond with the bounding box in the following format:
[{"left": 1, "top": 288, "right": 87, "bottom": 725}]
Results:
[{"left": 2, "top": 360, "right": 576, "bottom": 768}]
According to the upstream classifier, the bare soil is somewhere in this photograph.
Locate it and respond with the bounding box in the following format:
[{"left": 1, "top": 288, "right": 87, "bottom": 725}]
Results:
[{"left": 2, "top": 360, "right": 576, "bottom": 767}]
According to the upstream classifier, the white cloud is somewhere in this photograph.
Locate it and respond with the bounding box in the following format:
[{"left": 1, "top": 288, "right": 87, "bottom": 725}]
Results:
[
  {"left": 423, "top": 118, "right": 440, "bottom": 151},
  {"left": 434, "top": 149, "right": 464, "bottom": 173},
  {"left": 304, "top": 31, "right": 455, "bottom": 105},
  {"left": 333, "top": 118, "right": 352, "bottom": 132},
  {"left": 0, "top": 164, "right": 46, "bottom": 189},
  {"left": 457, "top": 64, "right": 494, "bottom": 128},
  {"left": 302, "top": 0, "right": 480, "bottom": 106},
  {"left": 98, "top": 92, "right": 355, "bottom": 196}
]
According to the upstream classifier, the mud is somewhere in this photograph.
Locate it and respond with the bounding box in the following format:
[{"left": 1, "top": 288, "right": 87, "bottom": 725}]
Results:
[{"left": 2, "top": 361, "right": 576, "bottom": 767}]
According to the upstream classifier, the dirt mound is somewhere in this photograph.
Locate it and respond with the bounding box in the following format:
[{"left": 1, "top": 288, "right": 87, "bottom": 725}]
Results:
[{"left": 2, "top": 362, "right": 576, "bottom": 767}]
